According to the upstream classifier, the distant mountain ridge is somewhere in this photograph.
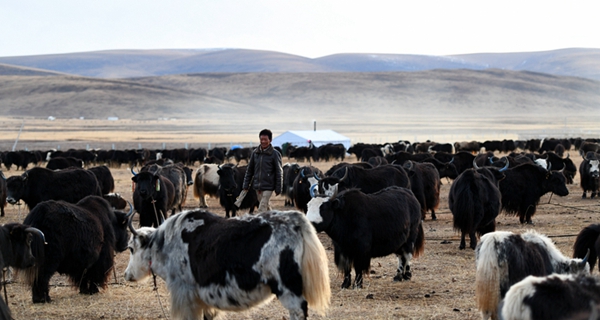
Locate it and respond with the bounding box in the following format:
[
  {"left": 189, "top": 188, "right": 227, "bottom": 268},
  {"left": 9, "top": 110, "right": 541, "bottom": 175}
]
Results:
[{"left": 1, "top": 48, "right": 600, "bottom": 80}]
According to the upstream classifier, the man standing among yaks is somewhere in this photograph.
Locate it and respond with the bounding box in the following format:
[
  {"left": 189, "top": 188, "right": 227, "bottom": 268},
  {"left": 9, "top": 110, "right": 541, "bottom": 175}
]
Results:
[{"left": 241, "top": 129, "right": 283, "bottom": 212}]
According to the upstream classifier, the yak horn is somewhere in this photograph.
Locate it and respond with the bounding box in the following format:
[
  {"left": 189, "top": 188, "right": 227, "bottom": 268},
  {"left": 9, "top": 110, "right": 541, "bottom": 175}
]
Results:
[
  {"left": 125, "top": 200, "right": 135, "bottom": 219},
  {"left": 300, "top": 168, "right": 305, "bottom": 178},
  {"left": 26, "top": 227, "right": 47, "bottom": 245},
  {"left": 310, "top": 184, "right": 318, "bottom": 198},
  {"left": 499, "top": 157, "right": 510, "bottom": 172},
  {"left": 473, "top": 159, "right": 480, "bottom": 169},
  {"left": 581, "top": 248, "right": 591, "bottom": 266},
  {"left": 127, "top": 210, "right": 138, "bottom": 236},
  {"left": 449, "top": 157, "right": 454, "bottom": 164},
  {"left": 130, "top": 167, "right": 137, "bottom": 176},
  {"left": 339, "top": 167, "right": 349, "bottom": 182}
]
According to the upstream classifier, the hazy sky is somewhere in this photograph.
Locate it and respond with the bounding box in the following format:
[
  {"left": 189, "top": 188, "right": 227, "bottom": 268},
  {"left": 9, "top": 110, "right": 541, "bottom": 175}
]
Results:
[{"left": 1, "top": 0, "right": 598, "bottom": 58}]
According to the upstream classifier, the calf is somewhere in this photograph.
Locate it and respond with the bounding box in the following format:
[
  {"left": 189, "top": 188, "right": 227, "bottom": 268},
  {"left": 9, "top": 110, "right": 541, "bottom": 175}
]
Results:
[
  {"left": 307, "top": 186, "right": 424, "bottom": 288},
  {"left": 579, "top": 151, "right": 600, "bottom": 199},
  {"left": 475, "top": 230, "right": 589, "bottom": 320},
  {"left": 131, "top": 170, "right": 175, "bottom": 227},
  {"left": 192, "top": 164, "right": 220, "bottom": 208},
  {"left": 217, "top": 164, "right": 258, "bottom": 217}
]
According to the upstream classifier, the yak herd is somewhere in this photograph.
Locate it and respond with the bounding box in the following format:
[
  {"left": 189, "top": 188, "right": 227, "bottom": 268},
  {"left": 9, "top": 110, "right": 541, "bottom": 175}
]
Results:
[{"left": 0, "top": 137, "right": 598, "bottom": 319}]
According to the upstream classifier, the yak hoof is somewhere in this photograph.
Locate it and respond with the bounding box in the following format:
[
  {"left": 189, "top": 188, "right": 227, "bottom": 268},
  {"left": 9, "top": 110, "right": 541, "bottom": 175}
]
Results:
[
  {"left": 341, "top": 280, "right": 352, "bottom": 289},
  {"left": 393, "top": 274, "right": 403, "bottom": 282},
  {"left": 592, "top": 193, "right": 597, "bottom": 199},
  {"left": 402, "top": 272, "right": 412, "bottom": 281},
  {"left": 33, "top": 295, "right": 51, "bottom": 304}
]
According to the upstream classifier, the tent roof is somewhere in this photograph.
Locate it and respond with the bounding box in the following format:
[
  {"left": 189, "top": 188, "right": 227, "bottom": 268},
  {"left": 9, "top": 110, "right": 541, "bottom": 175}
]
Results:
[{"left": 272, "top": 130, "right": 351, "bottom": 149}]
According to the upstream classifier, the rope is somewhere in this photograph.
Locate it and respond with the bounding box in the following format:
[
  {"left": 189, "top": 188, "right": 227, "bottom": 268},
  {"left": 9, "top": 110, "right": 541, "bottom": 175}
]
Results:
[
  {"left": 151, "top": 198, "right": 162, "bottom": 227},
  {"left": 2, "top": 269, "right": 7, "bottom": 306},
  {"left": 542, "top": 202, "right": 600, "bottom": 214},
  {"left": 151, "top": 269, "right": 169, "bottom": 319}
]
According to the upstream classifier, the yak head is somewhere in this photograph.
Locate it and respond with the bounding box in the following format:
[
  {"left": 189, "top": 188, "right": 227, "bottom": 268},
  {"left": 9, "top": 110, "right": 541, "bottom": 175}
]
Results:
[
  {"left": 1, "top": 223, "right": 45, "bottom": 270},
  {"left": 582, "top": 151, "right": 600, "bottom": 179},
  {"left": 6, "top": 173, "right": 28, "bottom": 205},
  {"left": 542, "top": 167, "right": 569, "bottom": 197},
  {"left": 113, "top": 200, "right": 135, "bottom": 253},
  {"left": 131, "top": 170, "right": 161, "bottom": 200},
  {"left": 306, "top": 189, "right": 345, "bottom": 233},
  {"left": 217, "top": 164, "right": 237, "bottom": 194},
  {"left": 316, "top": 166, "right": 349, "bottom": 198},
  {"left": 590, "top": 160, "right": 600, "bottom": 179},
  {"left": 124, "top": 214, "right": 155, "bottom": 282}
]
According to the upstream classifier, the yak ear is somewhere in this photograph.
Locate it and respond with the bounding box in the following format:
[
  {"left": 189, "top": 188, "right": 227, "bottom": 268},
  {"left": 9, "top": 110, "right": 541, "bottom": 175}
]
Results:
[{"left": 332, "top": 197, "right": 344, "bottom": 210}]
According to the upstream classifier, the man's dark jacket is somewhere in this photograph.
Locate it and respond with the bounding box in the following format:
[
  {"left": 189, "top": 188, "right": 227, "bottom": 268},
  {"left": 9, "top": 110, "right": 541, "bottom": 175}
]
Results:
[{"left": 242, "top": 144, "right": 283, "bottom": 194}]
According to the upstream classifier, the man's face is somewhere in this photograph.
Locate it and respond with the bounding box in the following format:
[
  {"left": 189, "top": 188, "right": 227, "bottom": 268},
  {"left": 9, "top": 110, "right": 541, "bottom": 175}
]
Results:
[{"left": 260, "top": 135, "right": 271, "bottom": 149}]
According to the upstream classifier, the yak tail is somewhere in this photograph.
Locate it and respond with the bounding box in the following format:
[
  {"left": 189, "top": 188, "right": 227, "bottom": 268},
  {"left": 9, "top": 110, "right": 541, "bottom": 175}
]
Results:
[
  {"left": 413, "top": 221, "right": 425, "bottom": 258},
  {"left": 19, "top": 229, "right": 45, "bottom": 286},
  {"left": 475, "top": 234, "right": 504, "bottom": 320},
  {"left": 192, "top": 171, "right": 202, "bottom": 199},
  {"left": 298, "top": 214, "right": 330, "bottom": 315},
  {"left": 573, "top": 223, "right": 600, "bottom": 271},
  {"left": 451, "top": 171, "right": 478, "bottom": 235}
]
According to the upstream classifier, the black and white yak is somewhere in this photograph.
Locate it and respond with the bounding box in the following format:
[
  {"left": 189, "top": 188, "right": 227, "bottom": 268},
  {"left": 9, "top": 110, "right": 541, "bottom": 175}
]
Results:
[
  {"left": 501, "top": 273, "right": 600, "bottom": 320},
  {"left": 475, "top": 230, "right": 590, "bottom": 320},
  {"left": 124, "top": 209, "right": 330, "bottom": 320},
  {"left": 192, "top": 164, "right": 220, "bottom": 208},
  {"left": 579, "top": 151, "right": 600, "bottom": 199}
]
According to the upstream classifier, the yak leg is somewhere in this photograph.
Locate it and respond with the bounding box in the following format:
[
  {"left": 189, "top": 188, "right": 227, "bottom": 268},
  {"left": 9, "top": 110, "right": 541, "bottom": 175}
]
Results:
[
  {"left": 431, "top": 209, "right": 437, "bottom": 221},
  {"left": 459, "top": 232, "right": 467, "bottom": 250},
  {"left": 469, "top": 231, "right": 478, "bottom": 250},
  {"left": 198, "top": 193, "right": 208, "bottom": 208},
  {"left": 341, "top": 267, "right": 352, "bottom": 289},
  {"left": 583, "top": 191, "right": 588, "bottom": 199},
  {"left": 592, "top": 192, "right": 597, "bottom": 199},
  {"left": 278, "top": 285, "right": 308, "bottom": 320},
  {"left": 394, "top": 252, "right": 413, "bottom": 281},
  {"left": 32, "top": 260, "right": 61, "bottom": 303},
  {"left": 353, "top": 257, "right": 371, "bottom": 289}
]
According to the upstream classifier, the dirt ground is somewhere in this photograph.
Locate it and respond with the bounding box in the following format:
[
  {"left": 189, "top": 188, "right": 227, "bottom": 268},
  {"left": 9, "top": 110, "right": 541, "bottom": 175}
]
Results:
[{"left": 1, "top": 152, "right": 599, "bottom": 320}]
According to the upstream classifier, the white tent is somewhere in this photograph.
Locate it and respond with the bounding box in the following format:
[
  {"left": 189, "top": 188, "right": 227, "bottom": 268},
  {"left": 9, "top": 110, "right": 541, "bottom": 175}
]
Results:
[{"left": 272, "top": 130, "right": 351, "bottom": 149}]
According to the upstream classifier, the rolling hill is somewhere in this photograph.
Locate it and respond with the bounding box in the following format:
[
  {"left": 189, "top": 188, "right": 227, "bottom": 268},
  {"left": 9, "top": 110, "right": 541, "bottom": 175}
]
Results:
[
  {"left": 1, "top": 69, "right": 599, "bottom": 121},
  {"left": 1, "top": 48, "right": 600, "bottom": 80}
]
